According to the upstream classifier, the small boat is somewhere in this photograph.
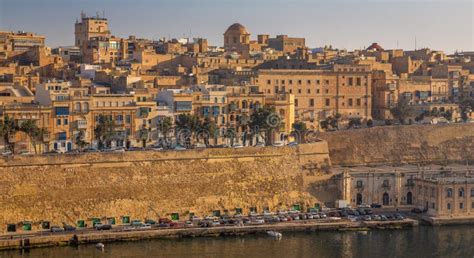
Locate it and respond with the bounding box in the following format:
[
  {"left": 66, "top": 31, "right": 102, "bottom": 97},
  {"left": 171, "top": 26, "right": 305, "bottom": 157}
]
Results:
[
  {"left": 267, "top": 231, "right": 283, "bottom": 239},
  {"left": 96, "top": 243, "right": 105, "bottom": 250}
]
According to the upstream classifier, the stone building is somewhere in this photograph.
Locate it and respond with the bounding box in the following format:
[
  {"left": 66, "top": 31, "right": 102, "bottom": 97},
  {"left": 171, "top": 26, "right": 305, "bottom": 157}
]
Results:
[
  {"left": 336, "top": 164, "right": 473, "bottom": 209},
  {"left": 414, "top": 175, "right": 474, "bottom": 217},
  {"left": 256, "top": 64, "right": 372, "bottom": 128}
]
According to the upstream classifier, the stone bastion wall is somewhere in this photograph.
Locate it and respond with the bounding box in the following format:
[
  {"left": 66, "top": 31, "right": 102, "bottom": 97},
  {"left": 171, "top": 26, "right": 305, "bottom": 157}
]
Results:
[{"left": 0, "top": 142, "right": 331, "bottom": 229}]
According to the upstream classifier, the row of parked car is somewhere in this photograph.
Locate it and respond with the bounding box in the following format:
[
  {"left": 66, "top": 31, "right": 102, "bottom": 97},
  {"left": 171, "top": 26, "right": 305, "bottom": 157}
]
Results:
[{"left": 1, "top": 141, "right": 300, "bottom": 157}]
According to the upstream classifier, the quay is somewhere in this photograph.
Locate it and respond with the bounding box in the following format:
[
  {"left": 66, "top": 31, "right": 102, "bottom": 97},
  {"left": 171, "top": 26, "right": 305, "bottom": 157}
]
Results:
[{"left": 0, "top": 220, "right": 417, "bottom": 251}]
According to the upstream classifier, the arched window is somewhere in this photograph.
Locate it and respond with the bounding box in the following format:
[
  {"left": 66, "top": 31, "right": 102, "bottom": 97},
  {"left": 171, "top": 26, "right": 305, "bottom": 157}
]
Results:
[
  {"left": 75, "top": 102, "right": 81, "bottom": 113},
  {"left": 356, "top": 180, "right": 363, "bottom": 188},
  {"left": 471, "top": 188, "right": 474, "bottom": 197},
  {"left": 459, "top": 188, "right": 465, "bottom": 197},
  {"left": 83, "top": 102, "right": 89, "bottom": 113},
  {"left": 242, "top": 100, "right": 248, "bottom": 109},
  {"left": 446, "top": 188, "right": 453, "bottom": 198}
]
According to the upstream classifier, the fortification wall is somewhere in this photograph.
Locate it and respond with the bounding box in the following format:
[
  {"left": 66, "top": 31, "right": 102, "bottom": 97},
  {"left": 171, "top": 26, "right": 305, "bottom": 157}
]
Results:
[
  {"left": 0, "top": 142, "right": 330, "bottom": 230},
  {"left": 320, "top": 124, "right": 474, "bottom": 166}
]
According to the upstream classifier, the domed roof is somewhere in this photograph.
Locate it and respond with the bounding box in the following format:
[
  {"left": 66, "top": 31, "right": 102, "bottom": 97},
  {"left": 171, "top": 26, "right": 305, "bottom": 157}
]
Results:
[
  {"left": 367, "top": 42, "right": 384, "bottom": 51},
  {"left": 225, "top": 23, "right": 249, "bottom": 35}
]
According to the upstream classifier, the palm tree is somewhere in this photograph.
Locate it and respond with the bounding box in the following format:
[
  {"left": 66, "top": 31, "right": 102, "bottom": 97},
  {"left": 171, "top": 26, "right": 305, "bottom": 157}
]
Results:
[
  {"left": 94, "top": 115, "right": 116, "bottom": 150},
  {"left": 174, "top": 113, "right": 199, "bottom": 147},
  {"left": 199, "top": 117, "right": 218, "bottom": 146},
  {"left": 249, "top": 106, "right": 280, "bottom": 145},
  {"left": 0, "top": 116, "right": 18, "bottom": 153},
  {"left": 157, "top": 116, "right": 173, "bottom": 146}
]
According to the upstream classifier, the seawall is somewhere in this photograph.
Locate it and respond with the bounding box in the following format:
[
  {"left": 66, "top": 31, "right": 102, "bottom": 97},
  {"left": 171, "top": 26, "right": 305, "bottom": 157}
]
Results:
[{"left": 0, "top": 142, "right": 330, "bottom": 230}]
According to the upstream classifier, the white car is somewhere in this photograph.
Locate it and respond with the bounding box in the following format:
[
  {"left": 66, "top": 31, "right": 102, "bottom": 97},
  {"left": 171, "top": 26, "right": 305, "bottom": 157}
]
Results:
[
  {"left": 272, "top": 142, "right": 285, "bottom": 147},
  {"left": 1, "top": 150, "right": 12, "bottom": 156},
  {"left": 139, "top": 223, "right": 152, "bottom": 229},
  {"left": 174, "top": 145, "right": 186, "bottom": 151},
  {"left": 254, "top": 219, "right": 265, "bottom": 224},
  {"left": 232, "top": 143, "right": 244, "bottom": 148}
]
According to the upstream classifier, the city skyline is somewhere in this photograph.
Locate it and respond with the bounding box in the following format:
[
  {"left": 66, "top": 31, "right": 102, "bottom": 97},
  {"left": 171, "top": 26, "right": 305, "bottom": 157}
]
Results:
[{"left": 1, "top": 0, "right": 473, "bottom": 53}]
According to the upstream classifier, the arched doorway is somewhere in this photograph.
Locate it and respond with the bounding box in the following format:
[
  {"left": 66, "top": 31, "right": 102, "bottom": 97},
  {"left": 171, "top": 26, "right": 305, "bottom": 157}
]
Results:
[
  {"left": 356, "top": 193, "right": 363, "bottom": 205},
  {"left": 406, "top": 192, "right": 413, "bottom": 205},
  {"left": 382, "top": 192, "right": 390, "bottom": 206}
]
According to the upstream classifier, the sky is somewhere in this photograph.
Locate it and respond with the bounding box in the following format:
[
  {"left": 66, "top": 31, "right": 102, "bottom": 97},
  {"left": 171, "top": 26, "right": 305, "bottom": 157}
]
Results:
[{"left": 0, "top": 0, "right": 473, "bottom": 54}]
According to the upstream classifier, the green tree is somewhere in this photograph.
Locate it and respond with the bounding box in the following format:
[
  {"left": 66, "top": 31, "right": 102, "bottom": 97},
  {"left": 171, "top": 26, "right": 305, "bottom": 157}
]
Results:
[
  {"left": 94, "top": 115, "right": 116, "bottom": 150},
  {"left": 175, "top": 113, "right": 200, "bottom": 147},
  {"left": 250, "top": 106, "right": 280, "bottom": 145},
  {"left": 459, "top": 96, "right": 474, "bottom": 122},
  {"left": 200, "top": 117, "right": 218, "bottom": 146},
  {"left": 292, "top": 121, "right": 308, "bottom": 143},
  {"left": 0, "top": 116, "right": 18, "bottom": 153},
  {"left": 74, "top": 129, "right": 88, "bottom": 151},
  {"left": 390, "top": 98, "right": 414, "bottom": 124},
  {"left": 157, "top": 116, "right": 173, "bottom": 145},
  {"left": 348, "top": 118, "right": 362, "bottom": 129},
  {"left": 19, "top": 119, "right": 45, "bottom": 153},
  {"left": 366, "top": 119, "right": 374, "bottom": 127}
]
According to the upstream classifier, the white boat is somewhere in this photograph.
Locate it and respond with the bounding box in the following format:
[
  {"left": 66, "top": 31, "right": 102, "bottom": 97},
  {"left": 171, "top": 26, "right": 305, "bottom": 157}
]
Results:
[
  {"left": 96, "top": 243, "right": 105, "bottom": 250},
  {"left": 267, "top": 231, "right": 283, "bottom": 239}
]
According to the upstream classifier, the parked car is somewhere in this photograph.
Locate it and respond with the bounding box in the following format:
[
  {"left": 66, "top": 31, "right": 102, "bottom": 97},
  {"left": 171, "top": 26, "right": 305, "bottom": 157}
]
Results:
[
  {"left": 1, "top": 150, "right": 12, "bottom": 156},
  {"left": 357, "top": 204, "right": 371, "bottom": 208},
  {"left": 174, "top": 145, "right": 186, "bottom": 151},
  {"left": 83, "top": 148, "right": 99, "bottom": 153},
  {"left": 94, "top": 223, "right": 112, "bottom": 230},
  {"left": 19, "top": 151, "right": 33, "bottom": 156},
  {"left": 411, "top": 208, "right": 423, "bottom": 214},
  {"left": 232, "top": 143, "right": 244, "bottom": 148},
  {"left": 272, "top": 142, "right": 285, "bottom": 147},
  {"left": 370, "top": 203, "right": 382, "bottom": 208},
  {"left": 195, "top": 143, "right": 207, "bottom": 149},
  {"left": 394, "top": 214, "right": 405, "bottom": 220},
  {"left": 380, "top": 215, "right": 388, "bottom": 221},
  {"left": 50, "top": 226, "right": 65, "bottom": 232},
  {"left": 139, "top": 223, "right": 152, "bottom": 229},
  {"left": 63, "top": 224, "right": 76, "bottom": 231},
  {"left": 287, "top": 141, "right": 298, "bottom": 147}
]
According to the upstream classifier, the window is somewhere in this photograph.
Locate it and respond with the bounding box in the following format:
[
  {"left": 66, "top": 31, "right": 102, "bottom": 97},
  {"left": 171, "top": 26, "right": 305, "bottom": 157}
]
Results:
[
  {"left": 356, "top": 77, "right": 362, "bottom": 86},
  {"left": 309, "top": 99, "right": 314, "bottom": 107},
  {"left": 289, "top": 80, "right": 293, "bottom": 85},
  {"left": 64, "top": 119, "right": 68, "bottom": 125},
  {"left": 471, "top": 188, "right": 474, "bottom": 197},
  {"left": 447, "top": 203, "right": 451, "bottom": 210},
  {"left": 274, "top": 86, "right": 279, "bottom": 93},
  {"left": 348, "top": 78, "right": 353, "bottom": 86},
  {"left": 316, "top": 89, "right": 320, "bottom": 94},
  {"left": 307, "top": 89, "right": 311, "bottom": 94},
  {"left": 356, "top": 180, "right": 363, "bottom": 188},
  {"left": 316, "top": 80, "right": 320, "bottom": 85},
  {"left": 325, "top": 89, "right": 329, "bottom": 94},
  {"left": 56, "top": 119, "right": 61, "bottom": 125},
  {"left": 325, "top": 98, "right": 330, "bottom": 106},
  {"left": 125, "top": 115, "right": 131, "bottom": 124},
  {"left": 295, "top": 99, "right": 298, "bottom": 107},
  {"left": 357, "top": 99, "right": 361, "bottom": 106},
  {"left": 267, "top": 80, "right": 271, "bottom": 85},
  {"left": 472, "top": 202, "right": 474, "bottom": 209},
  {"left": 447, "top": 188, "right": 453, "bottom": 198},
  {"left": 460, "top": 203, "right": 464, "bottom": 209},
  {"left": 325, "top": 80, "right": 329, "bottom": 84},
  {"left": 348, "top": 99, "right": 353, "bottom": 106},
  {"left": 307, "top": 80, "right": 311, "bottom": 85},
  {"left": 281, "top": 80, "right": 285, "bottom": 84},
  {"left": 459, "top": 188, "right": 465, "bottom": 197}
]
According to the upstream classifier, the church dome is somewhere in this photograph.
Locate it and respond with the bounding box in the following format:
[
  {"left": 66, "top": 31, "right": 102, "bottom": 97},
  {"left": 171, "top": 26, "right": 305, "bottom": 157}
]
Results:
[{"left": 225, "top": 23, "right": 249, "bottom": 35}]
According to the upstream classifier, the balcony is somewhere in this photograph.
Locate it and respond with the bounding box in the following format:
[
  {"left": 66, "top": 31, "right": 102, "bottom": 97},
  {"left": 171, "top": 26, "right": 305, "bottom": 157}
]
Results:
[{"left": 76, "top": 120, "right": 87, "bottom": 129}]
